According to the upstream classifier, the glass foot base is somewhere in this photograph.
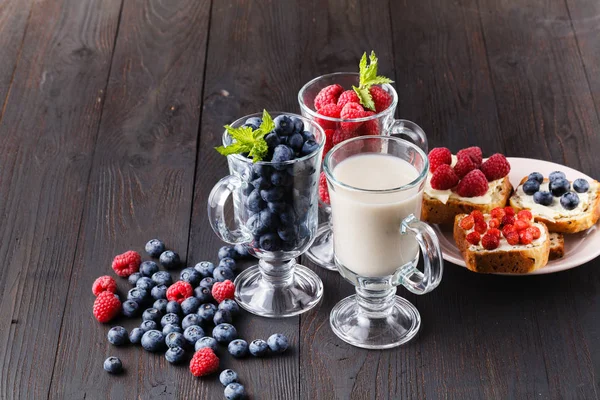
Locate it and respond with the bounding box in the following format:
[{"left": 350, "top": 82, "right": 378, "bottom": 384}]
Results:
[
  {"left": 234, "top": 263, "right": 323, "bottom": 318},
  {"left": 305, "top": 223, "right": 336, "bottom": 271},
  {"left": 329, "top": 295, "right": 420, "bottom": 349}
]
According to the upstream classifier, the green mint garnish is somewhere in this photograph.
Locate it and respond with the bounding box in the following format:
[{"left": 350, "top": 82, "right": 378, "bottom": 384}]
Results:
[
  {"left": 215, "top": 109, "right": 275, "bottom": 162},
  {"left": 352, "top": 51, "right": 393, "bottom": 111}
]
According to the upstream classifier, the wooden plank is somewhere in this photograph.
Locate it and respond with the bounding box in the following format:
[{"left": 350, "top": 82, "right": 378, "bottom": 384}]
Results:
[
  {"left": 0, "top": 0, "right": 123, "bottom": 399},
  {"left": 48, "top": 0, "right": 211, "bottom": 398}
]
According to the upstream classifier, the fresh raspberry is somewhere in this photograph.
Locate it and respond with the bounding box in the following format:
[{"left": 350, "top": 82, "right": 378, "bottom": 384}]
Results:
[
  {"left": 517, "top": 210, "right": 533, "bottom": 221},
  {"left": 502, "top": 224, "right": 516, "bottom": 237},
  {"left": 501, "top": 214, "right": 516, "bottom": 226},
  {"left": 428, "top": 147, "right": 452, "bottom": 173},
  {"left": 318, "top": 172, "right": 330, "bottom": 204},
  {"left": 189, "top": 348, "right": 219, "bottom": 377},
  {"left": 93, "top": 291, "right": 121, "bottom": 323},
  {"left": 340, "top": 102, "right": 365, "bottom": 132},
  {"left": 527, "top": 226, "right": 541, "bottom": 240},
  {"left": 166, "top": 281, "right": 193, "bottom": 304},
  {"left": 459, "top": 215, "right": 475, "bottom": 230},
  {"left": 456, "top": 146, "right": 483, "bottom": 167},
  {"left": 474, "top": 219, "right": 487, "bottom": 234},
  {"left": 487, "top": 228, "right": 501, "bottom": 238},
  {"left": 471, "top": 210, "right": 485, "bottom": 223},
  {"left": 332, "top": 128, "right": 355, "bottom": 145},
  {"left": 488, "top": 218, "right": 501, "bottom": 229},
  {"left": 456, "top": 170, "right": 488, "bottom": 197},
  {"left": 519, "top": 230, "right": 533, "bottom": 245},
  {"left": 453, "top": 154, "right": 478, "bottom": 178},
  {"left": 505, "top": 230, "right": 520, "bottom": 245},
  {"left": 314, "top": 84, "right": 343, "bottom": 110},
  {"left": 357, "top": 111, "right": 379, "bottom": 136},
  {"left": 315, "top": 103, "right": 342, "bottom": 130},
  {"left": 212, "top": 280, "right": 235, "bottom": 303},
  {"left": 490, "top": 207, "right": 506, "bottom": 220},
  {"left": 369, "top": 86, "right": 393, "bottom": 112},
  {"left": 337, "top": 90, "right": 360, "bottom": 108},
  {"left": 430, "top": 164, "right": 459, "bottom": 190},
  {"left": 323, "top": 129, "right": 335, "bottom": 156},
  {"left": 480, "top": 153, "right": 510, "bottom": 181},
  {"left": 112, "top": 251, "right": 141, "bottom": 278},
  {"left": 92, "top": 275, "right": 117, "bottom": 296},
  {"left": 466, "top": 231, "right": 481, "bottom": 245},
  {"left": 481, "top": 233, "right": 500, "bottom": 250},
  {"left": 504, "top": 206, "right": 515, "bottom": 216},
  {"left": 514, "top": 219, "right": 530, "bottom": 232}
]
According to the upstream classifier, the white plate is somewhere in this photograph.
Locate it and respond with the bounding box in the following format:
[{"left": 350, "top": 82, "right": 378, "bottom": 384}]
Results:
[{"left": 434, "top": 157, "right": 600, "bottom": 275}]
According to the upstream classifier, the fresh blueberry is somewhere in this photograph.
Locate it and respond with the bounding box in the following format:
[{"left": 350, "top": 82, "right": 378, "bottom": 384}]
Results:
[
  {"left": 301, "top": 139, "right": 319, "bottom": 156},
  {"left": 218, "top": 245, "right": 237, "bottom": 260},
  {"left": 267, "top": 333, "right": 289, "bottom": 353},
  {"left": 245, "top": 117, "right": 262, "bottom": 127},
  {"left": 219, "top": 257, "right": 237, "bottom": 271},
  {"left": 573, "top": 178, "right": 590, "bottom": 193},
  {"left": 249, "top": 339, "right": 269, "bottom": 357},
  {"left": 159, "top": 250, "right": 180, "bottom": 270},
  {"left": 224, "top": 383, "right": 246, "bottom": 400},
  {"left": 140, "top": 261, "right": 159, "bottom": 277},
  {"left": 233, "top": 244, "right": 249, "bottom": 258},
  {"left": 278, "top": 226, "right": 298, "bottom": 242},
  {"left": 271, "top": 171, "right": 291, "bottom": 186},
  {"left": 165, "top": 347, "right": 186, "bottom": 364},
  {"left": 291, "top": 117, "right": 304, "bottom": 133},
  {"left": 128, "top": 272, "right": 142, "bottom": 286},
  {"left": 136, "top": 276, "right": 156, "bottom": 292},
  {"left": 272, "top": 145, "right": 294, "bottom": 163},
  {"left": 522, "top": 179, "right": 540, "bottom": 195},
  {"left": 259, "top": 233, "right": 281, "bottom": 252},
  {"left": 261, "top": 187, "right": 285, "bottom": 203},
  {"left": 549, "top": 171, "right": 567, "bottom": 181},
  {"left": 180, "top": 267, "right": 201, "bottom": 287},
  {"left": 139, "top": 320, "right": 158, "bottom": 332},
  {"left": 301, "top": 130, "right": 315, "bottom": 142},
  {"left": 127, "top": 287, "right": 150, "bottom": 305},
  {"left": 199, "top": 277, "right": 215, "bottom": 290},
  {"left": 181, "top": 296, "right": 201, "bottom": 315},
  {"left": 294, "top": 195, "right": 311, "bottom": 216},
  {"left": 107, "top": 326, "right": 129, "bottom": 346},
  {"left": 165, "top": 331, "right": 186, "bottom": 348},
  {"left": 142, "top": 308, "right": 162, "bottom": 324},
  {"left": 527, "top": 172, "right": 544, "bottom": 183},
  {"left": 213, "top": 309, "right": 233, "bottom": 325},
  {"left": 166, "top": 300, "right": 182, "bottom": 315},
  {"left": 153, "top": 299, "right": 168, "bottom": 314},
  {"left": 242, "top": 182, "right": 255, "bottom": 196},
  {"left": 213, "top": 266, "right": 235, "bottom": 282},
  {"left": 243, "top": 122, "right": 259, "bottom": 130},
  {"left": 279, "top": 210, "right": 296, "bottom": 226},
  {"left": 194, "top": 286, "right": 213, "bottom": 303},
  {"left": 151, "top": 284, "right": 168, "bottom": 300},
  {"left": 560, "top": 192, "right": 580, "bottom": 210},
  {"left": 141, "top": 330, "right": 165, "bottom": 352},
  {"left": 267, "top": 201, "right": 288, "bottom": 214},
  {"left": 145, "top": 239, "right": 165, "bottom": 258},
  {"left": 103, "top": 357, "right": 123, "bottom": 374},
  {"left": 194, "top": 261, "right": 215, "bottom": 278},
  {"left": 162, "top": 324, "right": 183, "bottom": 335},
  {"left": 246, "top": 189, "right": 267, "bottom": 212},
  {"left": 288, "top": 133, "right": 305, "bottom": 153},
  {"left": 152, "top": 271, "right": 173, "bottom": 286},
  {"left": 247, "top": 214, "right": 268, "bottom": 236},
  {"left": 228, "top": 339, "right": 248, "bottom": 358},
  {"left": 274, "top": 115, "right": 294, "bottom": 136},
  {"left": 122, "top": 300, "right": 140, "bottom": 317},
  {"left": 183, "top": 325, "right": 205, "bottom": 345},
  {"left": 549, "top": 178, "right": 570, "bottom": 197},
  {"left": 259, "top": 209, "right": 280, "bottom": 231},
  {"left": 213, "top": 323, "right": 238, "bottom": 344},
  {"left": 161, "top": 312, "right": 181, "bottom": 327},
  {"left": 129, "top": 327, "right": 144, "bottom": 344},
  {"left": 182, "top": 313, "right": 201, "bottom": 330},
  {"left": 264, "top": 132, "right": 281, "bottom": 149},
  {"left": 298, "top": 223, "right": 310, "bottom": 239},
  {"left": 218, "top": 299, "right": 240, "bottom": 315},
  {"left": 198, "top": 303, "right": 218, "bottom": 324},
  {"left": 251, "top": 176, "right": 271, "bottom": 190},
  {"left": 219, "top": 369, "right": 239, "bottom": 386}
]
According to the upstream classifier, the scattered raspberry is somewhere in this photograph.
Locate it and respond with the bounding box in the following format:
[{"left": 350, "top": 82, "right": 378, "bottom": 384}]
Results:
[
  {"left": 456, "top": 146, "right": 483, "bottom": 167},
  {"left": 369, "top": 86, "right": 393, "bottom": 112},
  {"left": 112, "top": 251, "right": 141, "bottom": 278},
  {"left": 337, "top": 90, "right": 360, "bottom": 108},
  {"left": 502, "top": 224, "right": 516, "bottom": 237},
  {"left": 487, "top": 228, "right": 501, "bottom": 238},
  {"left": 189, "top": 348, "right": 220, "bottom": 377},
  {"left": 474, "top": 219, "right": 487, "bottom": 234},
  {"left": 428, "top": 147, "right": 452, "bottom": 173},
  {"left": 358, "top": 111, "right": 379, "bottom": 135},
  {"left": 517, "top": 210, "right": 533, "bottom": 221},
  {"left": 519, "top": 230, "right": 533, "bottom": 245},
  {"left": 212, "top": 280, "right": 235, "bottom": 303},
  {"left": 490, "top": 207, "right": 506, "bottom": 220},
  {"left": 505, "top": 231, "right": 520, "bottom": 245},
  {"left": 314, "top": 84, "right": 344, "bottom": 110},
  {"left": 332, "top": 128, "right": 355, "bottom": 145},
  {"left": 453, "top": 154, "right": 478, "bottom": 178},
  {"left": 481, "top": 233, "right": 500, "bottom": 250},
  {"left": 504, "top": 207, "right": 515, "bottom": 216},
  {"left": 340, "top": 102, "right": 365, "bottom": 133},
  {"left": 93, "top": 291, "right": 121, "bottom": 323},
  {"left": 319, "top": 172, "right": 330, "bottom": 205},
  {"left": 480, "top": 153, "right": 510, "bottom": 181},
  {"left": 92, "top": 276, "right": 117, "bottom": 297},
  {"left": 430, "top": 164, "right": 459, "bottom": 190},
  {"left": 315, "top": 103, "right": 342, "bottom": 130},
  {"left": 527, "top": 226, "right": 541, "bottom": 240},
  {"left": 322, "top": 129, "right": 335, "bottom": 155},
  {"left": 514, "top": 219, "right": 530, "bottom": 232},
  {"left": 166, "top": 281, "right": 193, "bottom": 304},
  {"left": 459, "top": 215, "right": 475, "bottom": 230},
  {"left": 501, "top": 214, "right": 516, "bottom": 226},
  {"left": 456, "top": 170, "right": 488, "bottom": 197},
  {"left": 466, "top": 231, "right": 481, "bottom": 245},
  {"left": 488, "top": 218, "right": 501, "bottom": 229},
  {"left": 471, "top": 210, "right": 485, "bottom": 224}
]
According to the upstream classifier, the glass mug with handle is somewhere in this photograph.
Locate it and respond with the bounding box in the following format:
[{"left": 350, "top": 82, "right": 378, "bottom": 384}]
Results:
[
  {"left": 298, "top": 72, "right": 428, "bottom": 271},
  {"left": 207, "top": 112, "right": 325, "bottom": 318},
  {"left": 324, "top": 135, "right": 443, "bottom": 349}
]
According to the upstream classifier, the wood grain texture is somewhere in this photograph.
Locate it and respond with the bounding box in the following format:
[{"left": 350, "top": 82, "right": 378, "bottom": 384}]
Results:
[
  {"left": 48, "top": 0, "right": 210, "bottom": 398},
  {"left": 0, "top": 0, "right": 122, "bottom": 398}
]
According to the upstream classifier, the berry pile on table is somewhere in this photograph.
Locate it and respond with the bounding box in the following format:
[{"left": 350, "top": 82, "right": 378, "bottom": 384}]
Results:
[{"left": 93, "top": 239, "right": 289, "bottom": 399}]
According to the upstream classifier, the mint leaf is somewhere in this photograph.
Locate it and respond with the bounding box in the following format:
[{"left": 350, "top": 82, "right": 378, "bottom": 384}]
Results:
[
  {"left": 216, "top": 110, "right": 274, "bottom": 162},
  {"left": 355, "top": 50, "right": 394, "bottom": 110},
  {"left": 215, "top": 141, "right": 246, "bottom": 156},
  {"left": 352, "top": 85, "right": 375, "bottom": 111}
]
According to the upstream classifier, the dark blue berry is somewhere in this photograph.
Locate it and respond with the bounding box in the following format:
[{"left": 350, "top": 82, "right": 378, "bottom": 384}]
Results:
[
  {"left": 249, "top": 339, "right": 269, "bottom": 357},
  {"left": 549, "top": 171, "right": 566, "bottom": 181},
  {"left": 152, "top": 271, "right": 173, "bottom": 286},
  {"left": 573, "top": 178, "right": 590, "bottom": 193},
  {"left": 161, "top": 312, "right": 181, "bottom": 327},
  {"left": 245, "top": 117, "right": 262, "bottom": 127},
  {"left": 243, "top": 122, "right": 259, "bottom": 130},
  {"left": 198, "top": 303, "right": 217, "bottom": 324},
  {"left": 142, "top": 308, "right": 162, "bottom": 324},
  {"left": 159, "top": 250, "right": 180, "bottom": 270},
  {"left": 162, "top": 324, "right": 183, "bottom": 335},
  {"left": 294, "top": 195, "right": 311, "bottom": 216},
  {"left": 139, "top": 320, "right": 158, "bottom": 332},
  {"left": 194, "top": 261, "right": 215, "bottom": 278},
  {"left": 213, "top": 266, "right": 235, "bottom": 282},
  {"left": 180, "top": 267, "right": 201, "bottom": 287},
  {"left": 288, "top": 133, "right": 305, "bottom": 152},
  {"left": 107, "top": 326, "right": 129, "bottom": 346},
  {"left": 527, "top": 172, "right": 544, "bottom": 184},
  {"left": 274, "top": 115, "right": 294, "bottom": 136},
  {"left": 199, "top": 277, "right": 215, "bottom": 290},
  {"left": 219, "top": 369, "right": 239, "bottom": 386},
  {"left": 183, "top": 325, "right": 205, "bottom": 345},
  {"left": 233, "top": 244, "right": 249, "bottom": 258},
  {"left": 218, "top": 245, "right": 237, "bottom": 260},
  {"left": 549, "top": 178, "right": 570, "bottom": 197},
  {"left": 140, "top": 261, "right": 159, "bottom": 277},
  {"left": 271, "top": 171, "right": 291, "bottom": 186},
  {"left": 166, "top": 300, "right": 182, "bottom": 315},
  {"left": 290, "top": 117, "right": 304, "bottom": 133},
  {"left": 153, "top": 299, "right": 168, "bottom": 314},
  {"left": 298, "top": 223, "right": 310, "bottom": 239},
  {"left": 242, "top": 182, "right": 255, "bottom": 196},
  {"left": 165, "top": 347, "right": 186, "bottom": 364},
  {"left": 522, "top": 179, "right": 540, "bottom": 195},
  {"left": 279, "top": 210, "right": 296, "bottom": 226},
  {"left": 213, "top": 323, "right": 238, "bottom": 344},
  {"left": 151, "top": 284, "right": 168, "bottom": 300},
  {"left": 267, "top": 333, "right": 289, "bottom": 353},
  {"left": 560, "top": 192, "right": 580, "bottom": 210},
  {"left": 122, "top": 300, "right": 140, "bottom": 317},
  {"left": 136, "top": 276, "right": 155, "bottom": 291},
  {"left": 103, "top": 357, "right": 123, "bottom": 374},
  {"left": 129, "top": 327, "right": 144, "bottom": 344},
  {"left": 181, "top": 297, "right": 201, "bottom": 315},
  {"left": 128, "top": 272, "right": 142, "bottom": 286},
  {"left": 213, "top": 309, "right": 233, "bottom": 325},
  {"left": 219, "top": 257, "right": 236, "bottom": 271},
  {"left": 301, "top": 139, "right": 319, "bottom": 156},
  {"left": 145, "top": 239, "right": 165, "bottom": 258},
  {"left": 127, "top": 287, "right": 150, "bottom": 305},
  {"left": 301, "top": 130, "right": 315, "bottom": 142},
  {"left": 181, "top": 313, "right": 201, "bottom": 330},
  {"left": 247, "top": 214, "right": 268, "bottom": 236},
  {"left": 195, "top": 336, "right": 218, "bottom": 352},
  {"left": 246, "top": 190, "right": 266, "bottom": 212},
  {"left": 165, "top": 332, "right": 186, "bottom": 348},
  {"left": 218, "top": 299, "right": 240, "bottom": 315},
  {"left": 228, "top": 339, "right": 248, "bottom": 358},
  {"left": 194, "top": 286, "right": 213, "bottom": 303},
  {"left": 272, "top": 145, "right": 294, "bottom": 163},
  {"left": 259, "top": 233, "right": 281, "bottom": 252},
  {"left": 267, "top": 201, "right": 288, "bottom": 214},
  {"left": 261, "top": 187, "right": 285, "bottom": 203},
  {"left": 251, "top": 176, "right": 271, "bottom": 190},
  {"left": 141, "top": 330, "right": 165, "bottom": 352},
  {"left": 265, "top": 132, "right": 281, "bottom": 149},
  {"left": 278, "top": 226, "right": 298, "bottom": 242},
  {"left": 224, "top": 383, "right": 246, "bottom": 400}
]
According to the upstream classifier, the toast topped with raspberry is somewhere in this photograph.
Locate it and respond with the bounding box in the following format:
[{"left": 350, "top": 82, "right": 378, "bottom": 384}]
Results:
[
  {"left": 421, "top": 147, "right": 513, "bottom": 225},
  {"left": 453, "top": 207, "right": 550, "bottom": 274}
]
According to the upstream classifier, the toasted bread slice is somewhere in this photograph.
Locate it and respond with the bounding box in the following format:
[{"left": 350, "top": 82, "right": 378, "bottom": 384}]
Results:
[
  {"left": 509, "top": 177, "right": 600, "bottom": 233},
  {"left": 453, "top": 213, "right": 550, "bottom": 274},
  {"left": 422, "top": 176, "right": 513, "bottom": 225},
  {"left": 548, "top": 232, "right": 564, "bottom": 260}
]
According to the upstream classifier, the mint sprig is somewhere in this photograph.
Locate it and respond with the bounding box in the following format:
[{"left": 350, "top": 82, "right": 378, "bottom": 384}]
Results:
[
  {"left": 352, "top": 51, "right": 393, "bottom": 111},
  {"left": 215, "top": 109, "right": 275, "bottom": 162}
]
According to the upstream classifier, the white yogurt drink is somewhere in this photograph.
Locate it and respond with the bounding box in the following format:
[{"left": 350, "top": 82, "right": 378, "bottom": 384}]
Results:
[{"left": 329, "top": 153, "right": 423, "bottom": 277}]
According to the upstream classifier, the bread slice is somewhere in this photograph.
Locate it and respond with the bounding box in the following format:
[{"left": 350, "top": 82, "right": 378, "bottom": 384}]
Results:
[
  {"left": 548, "top": 232, "right": 564, "bottom": 260},
  {"left": 453, "top": 214, "right": 550, "bottom": 274},
  {"left": 422, "top": 176, "right": 513, "bottom": 225},
  {"left": 509, "top": 177, "right": 600, "bottom": 233}
]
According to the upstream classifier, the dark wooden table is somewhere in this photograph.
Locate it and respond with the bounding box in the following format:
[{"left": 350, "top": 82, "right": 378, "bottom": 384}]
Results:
[{"left": 1, "top": 0, "right": 599, "bottom": 398}]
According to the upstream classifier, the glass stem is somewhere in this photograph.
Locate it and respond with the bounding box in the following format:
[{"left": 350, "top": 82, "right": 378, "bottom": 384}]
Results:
[
  {"left": 355, "top": 287, "right": 396, "bottom": 318},
  {"left": 258, "top": 259, "right": 295, "bottom": 287}
]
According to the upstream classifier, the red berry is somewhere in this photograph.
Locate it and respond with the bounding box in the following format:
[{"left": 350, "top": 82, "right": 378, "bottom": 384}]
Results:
[
  {"left": 166, "top": 281, "right": 193, "bottom": 304},
  {"left": 430, "top": 164, "right": 459, "bottom": 190},
  {"left": 487, "top": 228, "right": 501, "bottom": 238},
  {"left": 474, "top": 219, "right": 487, "bottom": 234},
  {"left": 490, "top": 207, "right": 506, "bottom": 220},
  {"left": 527, "top": 226, "right": 542, "bottom": 240},
  {"left": 481, "top": 233, "right": 500, "bottom": 250},
  {"left": 369, "top": 85, "right": 393, "bottom": 112},
  {"left": 488, "top": 218, "right": 501, "bottom": 229},
  {"left": 456, "top": 146, "right": 483, "bottom": 167},
  {"left": 93, "top": 291, "right": 121, "bottom": 323},
  {"left": 504, "top": 206, "right": 516, "bottom": 216},
  {"left": 314, "top": 84, "right": 343, "bottom": 110},
  {"left": 315, "top": 103, "right": 342, "bottom": 130},
  {"left": 517, "top": 210, "right": 533, "bottom": 221},
  {"left": 514, "top": 219, "right": 530, "bottom": 232},
  {"left": 212, "top": 280, "right": 235, "bottom": 303},
  {"left": 480, "top": 153, "right": 511, "bottom": 181},
  {"left": 466, "top": 231, "right": 481, "bottom": 245},
  {"left": 471, "top": 210, "right": 485, "bottom": 223},
  {"left": 502, "top": 224, "right": 516, "bottom": 237},
  {"left": 459, "top": 215, "right": 475, "bottom": 230},
  {"left": 323, "top": 129, "right": 335, "bottom": 156},
  {"left": 519, "top": 230, "right": 534, "bottom": 245},
  {"left": 332, "top": 128, "right": 355, "bottom": 145},
  {"left": 453, "top": 154, "right": 478, "bottom": 178},
  {"left": 357, "top": 111, "right": 379, "bottom": 136},
  {"left": 456, "top": 170, "right": 489, "bottom": 197},
  {"left": 501, "top": 214, "right": 516, "bottom": 226},
  {"left": 319, "top": 172, "right": 330, "bottom": 205},
  {"left": 428, "top": 147, "right": 452, "bottom": 173},
  {"left": 337, "top": 90, "right": 360, "bottom": 108},
  {"left": 92, "top": 275, "right": 117, "bottom": 297},
  {"left": 340, "top": 102, "right": 365, "bottom": 132},
  {"left": 112, "top": 251, "right": 141, "bottom": 278},
  {"left": 189, "top": 348, "right": 220, "bottom": 377},
  {"left": 505, "top": 231, "right": 520, "bottom": 245}
]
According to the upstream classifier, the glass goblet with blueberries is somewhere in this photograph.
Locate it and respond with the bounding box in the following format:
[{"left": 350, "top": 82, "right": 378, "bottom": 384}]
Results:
[{"left": 208, "top": 111, "right": 325, "bottom": 318}]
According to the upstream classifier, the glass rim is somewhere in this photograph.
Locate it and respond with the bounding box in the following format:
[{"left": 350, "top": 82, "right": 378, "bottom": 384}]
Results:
[
  {"left": 297, "top": 72, "right": 398, "bottom": 123},
  {"left": 323, "top": 136, "right": 429, "bottom": 193},
  {"left": 221, "top": 111, "right": 326, "bottom": 166}
]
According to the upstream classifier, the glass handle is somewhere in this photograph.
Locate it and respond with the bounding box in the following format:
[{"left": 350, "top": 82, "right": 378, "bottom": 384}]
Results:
[
  {"left": 207, "top": 175, "right": 252, "bottom": 244},
  {"left": 399, "top": 214, "right": 443, "bottom": 295},
  {"left": 390, "top": 119, "right": 428, "bottom": 152}
]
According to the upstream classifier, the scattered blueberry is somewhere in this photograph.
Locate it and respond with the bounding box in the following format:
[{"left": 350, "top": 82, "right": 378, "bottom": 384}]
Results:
[
  {"left": 141, "top": 330, "right": 165, "bottom": 352},
  {"left": 213, "top": 266, "right": 235, "bottom": 282},
  {"left": 140, "top": 261, "right": 159, "bottom": 277},
  {"left": 224, "top": 383, "right": 246, "bottom": 400},
  {"left": 527, "top": 172, "right": 544, "bottom": 184},
  {"left": 218, "top": 246, "right": 237, "bottom": 260},
  {"left": 128, "top": 272, "right": 142, "bottom": 286},
  {"left": 219, "top": 257, "right": 236, "bottom": 271},
  {"left": 181, "top": 297, "right": 201, "bottom": 315},
  {"left": 560, "top": 192, "right": 580, "bottom": 210},
  {"left": 165, "top": 332, "right": 186, "bottom": 348},
  {"left": 159, "top": 250, "right": 180, "bottom": 270},
  {"left": 213, "top": 323, "right": 238, "bottom": 344},
  {"left": 274, "top": 115, "right": 294, "bottom": 136},
  {"left": 142, "top": 308, "right": 162, "bottom": 324},
  {"left": 549, "top": 178, "right": 570, "bottom": 197},
  {"left": 162, "top": 324, "right": 183, "bottom": 335},
  {"left": 183, "top": 325, "right": 205, "bottom": 345},
  {"left": 549, "top": 171, "right": 567, "bottom": 181},
  {"left": 522, "top": 179, "right": 540, "bottom": 195},
  {"left": 107, "top": 326, "right": 129, "bottom": 346},
  {"left": 219, "top": 369, "right": 239, "bottom": 387},
  {"left": 180, "top": 267, "right": 201, "bottom": 287},
  {"left": 267, "top": 333, "right": 289, "bottom": 353},
  {"left": 249, "top": 339, "right": 269, "bottom": 357},
  {"left": 182, "top": 314, "right": 202, "bottom": 330},
  {"left": 194, "top": 261, "right": 215, "bottom": 278},
  {"left": 165, "top": 347, "right": 186, "bottom": 364},
  {"left": 533, "top": 191, "right": 554, "bottom": 206},
  {"left": 129, "top": 327, "right": 144, "bottom": 344},
  {"left": 103, "top": 357, "right": 123, "bottom": 374},
  {"left": 139, "top": 320, "right": 158, "bottom": 332},
  {"left": 195, "top": 336, "right": 218, "bottom": 352},
  {"left": 127, "top": 288, "right": 150, "bottom": 306},
  {"left": 122, "top": 300, "right": 140, "bottom": 317},
  {"left": 161, "top": 313, "right": 181, "bottom": 328},
  {"left": 145, "top": 239, "right": 165, "bottom": 258},
  {"left": 228, "top": 339, "right": 248, "bottom": 358},
  {"left": 198, "top": 303, "right": 217, "bottom": 325},
  {"left": 573, "top": 178, "right": 590, "bottom": 193},
  {"left": 166, "top": 300, "right": 182, "bottom": 315},
  {"left": 136, "top": 276, "right": 156, "bottom": 292},
  {"left": 218, "top": 299, "right": 240, "bottom": 315},
  {"left": 194, "top": 286, "right": 212, "bottom": 303},
  {"left": 213, "top": 309, "right": 233, "bottom": 325},
  {"left": 151, "top": 284, "right": 168, "bottom": 300},
  {"left": 153, "top": 299, "right": 168, "bottom": 314},
  {"left": 152, "top": 271, "right": 173, "bottom": 287},
  {"left": 199, "top": 277, "right": 215, "bottom": 290}
]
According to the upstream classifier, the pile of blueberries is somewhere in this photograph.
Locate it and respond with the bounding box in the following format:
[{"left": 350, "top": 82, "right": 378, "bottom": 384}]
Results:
[
  {"left": 103, "top": 240, "right": 289, "bottom": 400},
  {"left": 523, "top": 171, "right": 590, "bottom": 210},
  {"left": 238, "top": 115, "right": 321, "bottom": 253}
]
